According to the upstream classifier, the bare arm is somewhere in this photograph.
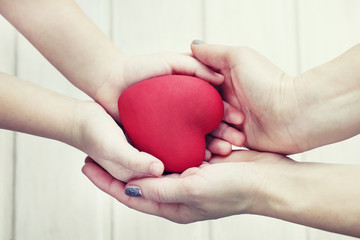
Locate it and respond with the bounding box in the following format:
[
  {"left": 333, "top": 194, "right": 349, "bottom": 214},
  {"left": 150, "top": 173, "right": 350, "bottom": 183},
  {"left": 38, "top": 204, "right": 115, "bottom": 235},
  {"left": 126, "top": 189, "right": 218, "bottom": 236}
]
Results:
[
  {"left": 0, "top": 0, "right": 121, "bottom": 98},
  {"left": 0, "top": 71, "right": 164, "bottom": 181},
  {"left": 0, "top": 71, "right": 79, "bottom": 144},
  {"left": 253, "top": 158, "right": 360, "bottom": 237},
  {"left": 294, "top": 43, "right": 360, "bottom": 150}
]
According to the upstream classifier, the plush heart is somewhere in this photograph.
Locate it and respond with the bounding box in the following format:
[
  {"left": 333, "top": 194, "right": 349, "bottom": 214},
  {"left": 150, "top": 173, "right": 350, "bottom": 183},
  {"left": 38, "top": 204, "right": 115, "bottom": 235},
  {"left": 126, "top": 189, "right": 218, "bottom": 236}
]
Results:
[{"left": 118, "top": 75, "right": 224, "bottom": 173}]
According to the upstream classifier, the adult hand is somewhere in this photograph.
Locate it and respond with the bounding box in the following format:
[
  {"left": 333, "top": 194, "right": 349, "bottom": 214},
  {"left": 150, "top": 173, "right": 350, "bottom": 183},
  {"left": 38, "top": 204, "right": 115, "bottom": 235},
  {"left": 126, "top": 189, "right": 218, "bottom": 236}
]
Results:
[
  {"left": 82, "top": 149, "right": 360, "bottom": 238},
  {"left": 81, "top": 150, "right": 289, "bottom": 223},
  {"left": 191, "top": 42, "right": 301, "bottom": 154},
  {"left": 191, "top": 42, "right": 360, "bottom": 154}
]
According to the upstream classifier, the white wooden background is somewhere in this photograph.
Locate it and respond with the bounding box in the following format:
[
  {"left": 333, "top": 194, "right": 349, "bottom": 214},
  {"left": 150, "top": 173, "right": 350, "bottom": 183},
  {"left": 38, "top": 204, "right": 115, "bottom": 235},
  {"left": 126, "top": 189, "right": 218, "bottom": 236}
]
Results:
[{"left": 1, "top": 0, "right": 360, "bottom": 239}]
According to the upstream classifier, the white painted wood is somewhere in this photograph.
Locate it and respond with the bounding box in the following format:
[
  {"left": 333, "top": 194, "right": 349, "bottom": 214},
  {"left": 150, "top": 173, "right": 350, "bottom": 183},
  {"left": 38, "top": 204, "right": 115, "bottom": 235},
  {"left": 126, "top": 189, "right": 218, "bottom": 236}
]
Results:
[
  {"left": 14, "top": 135, "right": 112, "bottom": 240},
  {"left": 210, "top": 216, "right": 308, "bottom": 240},
  {"left": 111, "top": 1, "right": 211, "bottom": 239},
  {"left": 12, "top": 1, "right": 113, "bottom": 239},
  {"left": 204, "top": 0, "right": 300, "bottom": 76},
  {"left": 0, "top": 15, "right": 16, "bottom": 240},
  {"left": 297, "top": 1, "right": 360, "bottom": 239},
  {"left": 0, "top": 15, "right": 16, "bottom": 73},
  {"left": 0, "top": 130, "right": 15, "bottom": 240},
  {"left": 112, "top": 0, "right": 204, "bottom": 54},
  {"left": 297, "top": 0, "right": 360, "bottom": 72},
  {"left": 112, "top": 203, "right": 210, "bottom": 240}
]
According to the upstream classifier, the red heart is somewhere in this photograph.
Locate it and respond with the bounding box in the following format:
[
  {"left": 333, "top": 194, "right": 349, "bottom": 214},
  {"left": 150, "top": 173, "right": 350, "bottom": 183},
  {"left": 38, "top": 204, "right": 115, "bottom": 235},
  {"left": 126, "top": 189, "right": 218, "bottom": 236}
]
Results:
[{"left": 118, "top": 75, "right": 224, "bottom": 173}]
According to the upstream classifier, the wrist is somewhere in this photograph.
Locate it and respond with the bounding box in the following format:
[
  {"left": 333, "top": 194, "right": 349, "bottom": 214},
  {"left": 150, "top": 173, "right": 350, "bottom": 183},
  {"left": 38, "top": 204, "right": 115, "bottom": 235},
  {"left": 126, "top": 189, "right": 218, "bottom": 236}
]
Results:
[
  {"left": 250, "top": 161, "right": 360, "bottom": 237},
  {"left": 91, "top": 56, "right": 126, "bottom": 119},
  {"left": 244, "top": 154, "right": 296, "bottom": 216},
  {"left": 292, "top": 45, "right": 360, "bottom": 151},
  {"left": 69, "top": 100, "right": 103, "bottom": 151}
]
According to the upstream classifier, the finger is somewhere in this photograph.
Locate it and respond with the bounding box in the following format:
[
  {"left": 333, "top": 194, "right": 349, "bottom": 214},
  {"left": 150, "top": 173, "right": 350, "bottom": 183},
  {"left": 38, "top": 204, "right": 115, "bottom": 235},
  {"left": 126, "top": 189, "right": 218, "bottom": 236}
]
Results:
[
  {"left": 105, "top": 126, "right": 165, "bottom": 177},
  {"left": 82, "top": 159, "right": 178, "bottom": 218},
  {"left": 204, "top": 149, "right": 212, "bottom": 161},
  {"left": 125, "top": 53, "right": 224, "bottom": 86},
  {"left": 85, "top": 156, "right": 95, "bottom": 164},
  {"left": 191, "top": 40, "right": 235, "bottom": 70},
  {"left": 82, "top": 156, "right": 126, "bottom": 194},
  {"left": 210, "top": 122, "right": 245, "bottom": 147},
  {"left": 206, "top": 135, "right": 232, "bottom": 156},
  {"left": 121, "top": 148, "right": 165, "bottom": 177},
  {"left": 126, "top": 175, "right": 191, "bottom": 203},
  {"left": 223, "top": 101, "right": 244, "bottom": 125},
  {"left": 83, "top": 109, "right": 165, "bottom": 178},
  {"left": 162, "top": 52, "right": 224, "bottom": 85}
]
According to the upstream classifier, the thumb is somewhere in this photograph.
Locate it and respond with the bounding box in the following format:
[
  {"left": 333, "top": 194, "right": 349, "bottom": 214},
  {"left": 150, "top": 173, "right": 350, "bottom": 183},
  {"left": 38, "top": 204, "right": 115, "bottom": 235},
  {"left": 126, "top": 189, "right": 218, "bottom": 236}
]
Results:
[
  {"left": 191, "top": 40, "right": 234, "bottom": 70},
  {"left": 125, "top": 176, "right": 189, "bottom": 203}
]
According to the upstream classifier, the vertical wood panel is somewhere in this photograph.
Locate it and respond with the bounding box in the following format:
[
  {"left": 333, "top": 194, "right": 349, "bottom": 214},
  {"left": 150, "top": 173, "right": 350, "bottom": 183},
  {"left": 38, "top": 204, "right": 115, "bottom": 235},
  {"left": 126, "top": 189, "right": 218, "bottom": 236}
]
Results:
[
  {"left": 112, "top": 0, "right": 204, "bottom": 54},
  {"left": 204, "top": 0, "right": 308, "bottom": 239},
  {"left": 112, "top": 206, "right": 209, "bottom": 240},
  {"left": 12, "top": 1, "right": 113, "bottom": 239},
  {"left": 111, "top": 1, "right": 210, "bottom": 239},
  {"left": 0, "top": 129, "right": 15, "bottom": 240},
  {"left": 297, "top": 1, "right": 360, "bottom": 239},
  {"left": 204, "top": 0, "right": 299, "bottom": 75},
  {"left": 0, "top": 15, "right": 16, "bottom": 240}
]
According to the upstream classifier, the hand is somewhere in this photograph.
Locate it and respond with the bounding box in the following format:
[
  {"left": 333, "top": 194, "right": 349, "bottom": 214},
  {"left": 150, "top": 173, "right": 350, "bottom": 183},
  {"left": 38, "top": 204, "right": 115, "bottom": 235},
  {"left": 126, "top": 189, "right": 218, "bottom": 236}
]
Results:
[
  {"left": 81, "top": 150, "right": 291, "bottom": 223},
  {"left": 191, "top": 42, "right": 360, "bottom": 154},
  {"left": 191, "top": 42, "right": 303, "bottom": 154},
  {"left": 72, "top": 101, "right": 166, "bottom": 181}
]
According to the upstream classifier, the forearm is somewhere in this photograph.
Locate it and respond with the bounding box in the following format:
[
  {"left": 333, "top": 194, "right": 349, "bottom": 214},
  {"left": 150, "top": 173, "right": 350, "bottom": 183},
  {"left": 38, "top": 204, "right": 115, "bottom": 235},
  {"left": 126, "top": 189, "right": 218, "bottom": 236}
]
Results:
[
  {"left": 294, "top": 44, "right": 360, "bottom": 150},
  {"left": 0, "top": 0, "right": 123, "bottom": 98},
  {"left": 0, "top": 72, "right": 80, "bottom": 146},
  {"left": 253, "top": 160, "right": 360, "bottom": 237}
]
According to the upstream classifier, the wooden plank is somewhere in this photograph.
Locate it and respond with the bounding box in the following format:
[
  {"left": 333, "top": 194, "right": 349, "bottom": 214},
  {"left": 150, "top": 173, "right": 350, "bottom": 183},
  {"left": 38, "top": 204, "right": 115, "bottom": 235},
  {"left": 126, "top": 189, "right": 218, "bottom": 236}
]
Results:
[
  {"left": 12, "top": 1, "right": 113, "bottom": 239},
  {"left": 210, "top": 216, "right": 308, "bottom": 240},
  {"left": 0, "top": 130, "right": 15, "bottom": 240},
  {"left": 112, "top": 0, "right": 204, "bottom": 54},
  {"left": 297, "top": 1, "right": 360, "bottom": 239},
  {"left": 111, "top": 0, "right": 211, "bottom": 239},
  {"left": 112, "top": 203, "right": 210, "bottom": 240},
  {"left": 204, "top": 0, "right": 299, "bottom": 75},
  {"left": 14, "top": 135, "right": 113, "bottom": 240},
  {"left": 0, "top": 15, "right": 16, "bottom": 240},
  {"left": 204, "top": 0, "right": 310, "bottom": 239}
]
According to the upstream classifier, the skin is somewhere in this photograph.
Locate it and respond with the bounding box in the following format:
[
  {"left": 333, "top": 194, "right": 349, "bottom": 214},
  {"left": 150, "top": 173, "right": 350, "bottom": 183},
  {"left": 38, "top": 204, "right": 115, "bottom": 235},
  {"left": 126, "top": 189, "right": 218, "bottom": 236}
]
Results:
[
  {"left": 191, "top": 42, "right": 360, "bottom": 154},
  {"left": 82, "top": 150, "right": 360, "bottom": 237},
  {"left": 83, "top": 42, "right": 360, "bottom": 237},
  {"left": 0, "top": 72, "right": 157, "bottom": 181},
  {"left": 0, "top": 0, "right": 245, "bottom": 182}
]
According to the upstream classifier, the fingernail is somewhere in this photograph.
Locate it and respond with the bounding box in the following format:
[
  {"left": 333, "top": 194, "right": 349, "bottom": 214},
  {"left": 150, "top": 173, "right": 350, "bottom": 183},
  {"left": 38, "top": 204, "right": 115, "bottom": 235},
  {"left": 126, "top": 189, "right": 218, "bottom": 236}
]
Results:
[
  {"left": 150, "top": 162, "right": 163, "bottom": 176},
  {"left": 192, "top": 39, "right": 205, "bottom": 45},
  {"left": 125, "top": 186, "right": 142, "bottom": 197}
]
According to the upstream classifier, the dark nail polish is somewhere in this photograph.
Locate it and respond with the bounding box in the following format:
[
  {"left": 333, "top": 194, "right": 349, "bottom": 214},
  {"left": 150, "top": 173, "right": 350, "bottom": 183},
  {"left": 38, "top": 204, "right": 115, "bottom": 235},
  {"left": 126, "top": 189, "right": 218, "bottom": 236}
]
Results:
[
  {"left": 125, "top": 186, "right": 142, "bottom": 197},
  {"left": 192, "top": 39, "right": 205, "bottom": 45}
]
